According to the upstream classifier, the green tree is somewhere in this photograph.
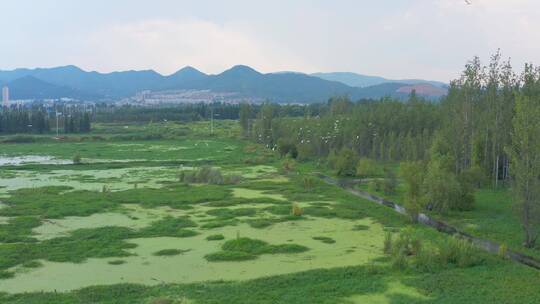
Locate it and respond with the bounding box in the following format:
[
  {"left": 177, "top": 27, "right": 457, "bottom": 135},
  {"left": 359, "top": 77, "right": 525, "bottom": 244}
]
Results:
[
  {"left": 400, "top": 161, "right": 426, "bottom": 222},
  {"left": 506, "top": 94, "right": 540, "bottom": 248},
  {"left": 239, "top": 103, "right": 251, "bottom": 138},
  {"left": 335, "top": 148, "right": 358, "bottom": 177}
]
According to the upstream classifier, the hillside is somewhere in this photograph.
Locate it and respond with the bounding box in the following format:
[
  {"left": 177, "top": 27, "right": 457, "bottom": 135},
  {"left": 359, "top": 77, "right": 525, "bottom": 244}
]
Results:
[{"left": 0, "top": 65, "right": 447, "bottom": 102}]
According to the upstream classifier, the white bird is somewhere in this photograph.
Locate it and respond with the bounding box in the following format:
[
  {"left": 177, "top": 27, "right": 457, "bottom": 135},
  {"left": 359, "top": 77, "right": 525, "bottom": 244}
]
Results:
[{"left": 465, "top": 0, "right": 472, "bottom": 5}]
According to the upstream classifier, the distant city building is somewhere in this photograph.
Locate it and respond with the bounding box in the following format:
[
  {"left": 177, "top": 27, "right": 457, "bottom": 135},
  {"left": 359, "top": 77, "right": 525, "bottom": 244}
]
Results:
[{"left": 2, "top": 86, "right": 9, "bottom": 107}]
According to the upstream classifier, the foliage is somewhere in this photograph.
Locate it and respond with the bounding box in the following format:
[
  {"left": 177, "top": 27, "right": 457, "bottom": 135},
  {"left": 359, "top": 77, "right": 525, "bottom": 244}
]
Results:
[
  {"left": 153, "top": 249, "right": 190, "bottom": 256},
  {"left": 400, "top": 161, "right": 426, "bottom": 221},
  {"left": 206, "top": 234, "right": 225, "bottom": 241},
  {"left": 356, "top": 158, "right": 378, "bottom": 177},
  {"left": 277, "top": 139, "right": 298, "bottom": 158},
  {"left": 205, "top": 237, "right": 308, "bottom": 262},
  {"left": 506, "top": 94, "right": 540, "bottom": 248},
  {"left": 291, "top": 203, "right": 304, "bottom": 216},
  {"left": 335, "top": 148, "right": 358, "bottom": 177}
]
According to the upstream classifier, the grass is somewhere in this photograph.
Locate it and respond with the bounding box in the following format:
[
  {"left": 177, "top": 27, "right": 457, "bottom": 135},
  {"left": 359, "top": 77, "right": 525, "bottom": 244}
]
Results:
[
  {"left": 153, "top": 249, "right": 191, "bottom": 256},
  {"left": 206, "top": 234, "right": 225, "bottom": 241},
  {"left": 312, "top": 236, "right": 336, "bottom": 244},
  {"left": 1, "top": 122, "right": 540, "bottom": 303},
  {"left": 137, "top": 217, "right": 198, "bottom": 238},
  {"left": 205, "top": 237, "right": 309, "bottom": 262}
]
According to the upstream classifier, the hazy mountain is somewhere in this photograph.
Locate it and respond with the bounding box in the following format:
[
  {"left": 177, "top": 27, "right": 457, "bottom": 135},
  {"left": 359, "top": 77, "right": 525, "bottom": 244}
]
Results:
[
  {"left": 0, "top": 65, "right": 447, "bottom": 102},
  {"left": 5, "top": 76, "right": 90, "bottom": 100},
  {"left": 312, "top": 72, "right": 447, "bottom": 88}
]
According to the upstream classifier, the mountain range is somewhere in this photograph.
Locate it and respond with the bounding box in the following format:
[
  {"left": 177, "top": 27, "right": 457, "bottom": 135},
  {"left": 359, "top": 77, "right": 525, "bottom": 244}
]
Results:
[{"left": 0, "top": 65, "right": 448, "bottom": 103}]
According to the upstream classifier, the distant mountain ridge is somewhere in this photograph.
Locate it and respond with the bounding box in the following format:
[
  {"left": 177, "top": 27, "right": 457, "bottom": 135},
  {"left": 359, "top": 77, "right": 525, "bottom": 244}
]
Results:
[
  {"left": 311, "top": 72, "right": 447, "bottom": 88},
  {"left": 0, "top": 65, "right": 447, "bottom": 103}
]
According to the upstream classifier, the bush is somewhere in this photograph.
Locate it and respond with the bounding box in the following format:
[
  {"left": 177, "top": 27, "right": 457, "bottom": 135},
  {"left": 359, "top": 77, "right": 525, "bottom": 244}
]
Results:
[
  {"left": 178, "top": 167, "right": 228, "bottom": 185},
  {"left": 153, "top": 249, "right": 190, "bottom": 256},
  {"left": 73, "top": 153, "right": 82, "bottom": 165},
  {"left": 391, "top": 250, "right": 408, "bottom": 270},
  {"left": 384, "top": 230, "right": 482, "bottom": 272},
  {"left": 356, "top": 158, "right": 378, "bottom": 177},
  {"left": 400, "top": 161, "right": 426, "bottom": 221},
  {"left": 206, "top": 234, "right": 225, "bottom": 241},
  {"left": 438, "top": 237, "right": 480, "bottom": 268},
  {"left": 277, "top": 139, "right": 298, "bottom": 159},
  {"left": 498, "top": 243, "right": 508, "bottom": 259},
  {"left": 291, "top": 203, "right": 303, "bottom": 216},
  {"left": 413, "top": 247, "right": 441, "bottom": 273},
  {"left": 281, "top": 158, "right": 296, "bottom": 173},
  {"left": 335, "top": 148, "right": 359, "bottom": 177},
  {"left": 423, "top": 157, "right": 466, "bottom": 213},
  {"left": 382, "top": 167, "right": 398, "bottom": 195},
  {"left": 383, "top": 232, "right": 393, "bottom": 254}
]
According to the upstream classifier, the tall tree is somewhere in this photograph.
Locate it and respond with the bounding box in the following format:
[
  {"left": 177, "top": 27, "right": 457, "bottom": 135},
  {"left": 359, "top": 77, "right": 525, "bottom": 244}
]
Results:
[{"left": 507, "top": 94, "right": 540, "bottom": 248}]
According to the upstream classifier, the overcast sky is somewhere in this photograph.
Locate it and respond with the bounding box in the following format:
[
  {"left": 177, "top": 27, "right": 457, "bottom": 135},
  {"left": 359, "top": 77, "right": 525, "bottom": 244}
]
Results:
[{"left": 0, "top": 0, "right": 539, "bottom": 82}]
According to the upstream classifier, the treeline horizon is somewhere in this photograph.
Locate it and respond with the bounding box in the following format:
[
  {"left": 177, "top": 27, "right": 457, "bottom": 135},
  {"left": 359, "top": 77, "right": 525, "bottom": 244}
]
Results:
[
  {"left": 243, "top": 51, "right": 540, "bottom": 248},
  {"left": 0, "top": 107, "right": 91, "bottom": 135}
]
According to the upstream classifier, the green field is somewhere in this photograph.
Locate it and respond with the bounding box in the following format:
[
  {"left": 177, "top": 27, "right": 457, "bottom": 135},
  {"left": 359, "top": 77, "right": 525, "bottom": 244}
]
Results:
[{"left": 1, "top": 122, "right": 539, "bottom": 303}]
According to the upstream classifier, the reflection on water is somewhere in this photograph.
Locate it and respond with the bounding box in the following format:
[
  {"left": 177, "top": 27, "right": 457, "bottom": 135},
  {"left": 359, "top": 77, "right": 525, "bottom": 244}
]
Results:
[{"left": 0, "top": 155, "right": 71, "bottom": 166}]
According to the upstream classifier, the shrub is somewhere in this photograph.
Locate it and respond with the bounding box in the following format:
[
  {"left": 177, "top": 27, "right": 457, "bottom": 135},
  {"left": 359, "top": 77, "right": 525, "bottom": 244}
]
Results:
[
  {"left": 382, "top": 167, "right": 398, "bottom": 195},
  {"left": 291, "top": 203, "right": 303, "bottom": 216},
  {"left": 423, "top": 157, "right": 464, "bottom": 213},
  {"left": 356, "top": 158, "right": 378, "bottom": 177},
  {"left": 153, "top": 249, "right": 190, "bottom": 256},
  {"left": 368, "top": 180, "right": 381, "bottom": 193},
  {"left": 312, "top": 236, "right": 336, "bottom": 244},
  {"left": 178, "top": 167, "right": 227, "bottom": 185},
  {"left": 73, "top": 153, "right": 82, "bottom": 165},
  {"left": 205, "top": 237, "right": 309, "bottom": 262},
  {"left": 413, "top": 247, "right": 441, "bottom": 273},
  {"left": 383, "top": 232, "right": 393, "bottom": 254},
  {"left": 335, "top": 148, "right": 359, "bottom": 176},
  {"left": 277, "top": 139, "right": 298, "bottom": 159},
  {"left": 22, "top": 260, "right": 43, "bottom": 268},
  {"left": 498, "top": 243, "right": 508, "bottom": 259},
  {"left": 438, "top": 237, "right": 481, "bottom": 268},
  {"left": 205, "top": 250, "right": 256, "bottom": 262},
  {"left": 391, "top": 250, "right": 408, "bottom": 270},
  {"left": 206, "top": 234, "right": 225, "bottom": 241},
  {"left": 400, "top": 161, "right": 426, "bottom": 221},
  {"left": 281, "top": 158, "right": 296, "bottom": 173}
]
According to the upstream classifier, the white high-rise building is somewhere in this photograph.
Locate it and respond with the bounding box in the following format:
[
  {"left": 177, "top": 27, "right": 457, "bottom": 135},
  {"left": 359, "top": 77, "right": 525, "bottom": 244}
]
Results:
[{"left": 2, "top": 86, "right": 9, "bottom": 107}]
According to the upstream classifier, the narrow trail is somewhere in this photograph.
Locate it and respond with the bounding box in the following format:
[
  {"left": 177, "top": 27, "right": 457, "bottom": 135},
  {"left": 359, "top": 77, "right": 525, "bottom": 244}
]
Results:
[{"left": 318, "top": 174, "right": 540, "bottom": 270}]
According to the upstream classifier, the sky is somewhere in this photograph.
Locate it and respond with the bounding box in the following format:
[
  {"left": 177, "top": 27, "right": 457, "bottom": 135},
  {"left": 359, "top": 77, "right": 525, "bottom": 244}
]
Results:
[{"left": 0, "top": 0, "right": 539, "bottom": 82}]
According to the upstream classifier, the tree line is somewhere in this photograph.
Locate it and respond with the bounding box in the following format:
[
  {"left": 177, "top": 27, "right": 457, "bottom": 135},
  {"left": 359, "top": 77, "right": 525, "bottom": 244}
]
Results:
[
  {"left": 0, "top": 108, "right": 91, "bottom": 134},
  {"left": 243, "top": 52, "right": 540, "bottom": 248}
]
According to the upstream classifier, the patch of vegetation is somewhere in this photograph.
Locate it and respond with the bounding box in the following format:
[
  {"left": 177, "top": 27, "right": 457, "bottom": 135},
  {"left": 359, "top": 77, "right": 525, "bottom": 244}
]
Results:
[
  {"left": 108, "top": 260, "right": 126, "bottom": 265},
  {"left": 137, "top": 217, "right": 198, "bottom": 238},
  {"left": 383, "top": 228, "right": 484, "bottom": 273},
  {"left": 352, "top": 224, "right": 370, "bottom": 231},
  {"left": 0, "top": 216, "right": 41, "bottom": 243},
  {"left": 200, "top": 219, "right": 238, "bottom": 229},
  {"left": 21, "top": 260, "right": 43, "bottom": 268},
  {"left": 153, "top": 249, "right": 191, "bottom": 256},
  {"left": 205, "top": 250, "right": 257, "bottom": 262},
  {"left": 312, "top": 236, "right": 336, "bottom": 244},
  {"left": 206, "top": 207, "right": 258, "bottom": 219},
  {"left": 205, "top": 237, "right": 309, "bottom": 262},
  {"left": 0, "top": 226, "right": 137, "bottom": 271},
  {"left": 206, "top": 234, "right": 225, "bottom": 241},
  {"left": 0, "top": 271, "right": 14, "bottom": 279}
]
